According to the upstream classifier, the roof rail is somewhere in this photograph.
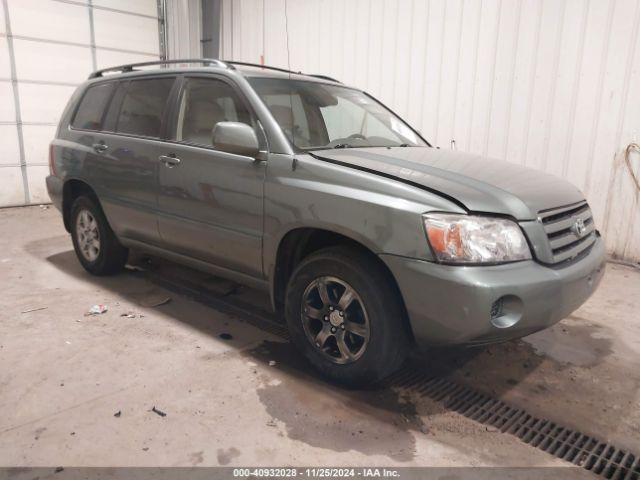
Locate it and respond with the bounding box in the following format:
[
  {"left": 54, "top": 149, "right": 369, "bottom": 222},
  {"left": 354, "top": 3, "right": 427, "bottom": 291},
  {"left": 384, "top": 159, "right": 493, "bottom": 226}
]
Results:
[
  {"left": 88, "top": 58, "right": 232, "bottom": 79},
  {"left": 224, "top": 60, "right": 301, "bottom": 76},
  {"left": 224, "top": 61, "right": 342, "bottom": 83},
  {"left": 88, "top": 58, "right": 343, "bottom": 84},
  {"left": 308, "top": 74, "right": 342, "bottom": 83}
]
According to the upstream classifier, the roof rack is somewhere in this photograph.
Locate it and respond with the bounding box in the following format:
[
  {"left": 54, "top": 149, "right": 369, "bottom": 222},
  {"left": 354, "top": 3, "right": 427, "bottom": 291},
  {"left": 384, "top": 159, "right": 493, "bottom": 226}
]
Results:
[
  {"left": 224, "top": 60, "right": 301, "bottom": 75},
  {"left": 88, "top": 58, "right": 232, "bottom": 79},
  {"left": 308, "top": 74, "right": 342, "bottom": 83},
  {"left": 224, "top": 61, "right": 342, "bottom": 83},
  {"left": 87, "top": 58, "right": 342, "bottom": 84}
]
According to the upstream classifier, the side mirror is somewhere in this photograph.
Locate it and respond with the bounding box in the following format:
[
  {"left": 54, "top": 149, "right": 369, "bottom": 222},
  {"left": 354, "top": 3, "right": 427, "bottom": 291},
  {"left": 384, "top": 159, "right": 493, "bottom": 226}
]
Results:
[{"left": 212, "top": 121, "right": 260, "bottom": 158}]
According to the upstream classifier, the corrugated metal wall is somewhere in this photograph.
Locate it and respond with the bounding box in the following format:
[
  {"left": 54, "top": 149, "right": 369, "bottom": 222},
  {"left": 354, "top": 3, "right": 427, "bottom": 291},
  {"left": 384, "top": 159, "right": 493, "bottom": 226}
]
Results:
[
  {"left": 219, "top": 0, "right": 640, "bottom": 263},
  {"left": 165, "top": 0, "right": 202, "bottom": 59}
]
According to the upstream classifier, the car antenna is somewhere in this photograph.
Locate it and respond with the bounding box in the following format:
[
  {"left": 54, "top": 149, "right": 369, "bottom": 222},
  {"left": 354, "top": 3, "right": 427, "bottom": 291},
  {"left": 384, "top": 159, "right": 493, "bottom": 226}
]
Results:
[{"left": 284, "top": 0, "right": 291, "bottom": 77}]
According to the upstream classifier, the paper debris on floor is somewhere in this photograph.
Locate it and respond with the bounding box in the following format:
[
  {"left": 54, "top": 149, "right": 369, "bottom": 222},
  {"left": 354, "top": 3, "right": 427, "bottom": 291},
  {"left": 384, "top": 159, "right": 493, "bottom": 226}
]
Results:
[{"left": 85, "top": 304, "right": 108, "bottom": 316}]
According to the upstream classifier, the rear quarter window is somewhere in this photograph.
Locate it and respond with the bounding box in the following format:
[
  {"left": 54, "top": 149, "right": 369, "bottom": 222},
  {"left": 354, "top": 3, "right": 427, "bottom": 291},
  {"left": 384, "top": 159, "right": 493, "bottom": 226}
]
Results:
[{"left": 71, "top": 82, "right": 116, "bottom": 131}]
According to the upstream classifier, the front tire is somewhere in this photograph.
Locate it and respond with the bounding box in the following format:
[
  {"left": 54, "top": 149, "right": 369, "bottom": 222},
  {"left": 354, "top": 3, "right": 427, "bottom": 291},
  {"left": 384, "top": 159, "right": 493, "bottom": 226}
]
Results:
[
  {"left": 70, "top": 195, "right": 128, "bottom": 275},
  {"left": 284, "top": 246, "right": 409, "bottom": 386}
]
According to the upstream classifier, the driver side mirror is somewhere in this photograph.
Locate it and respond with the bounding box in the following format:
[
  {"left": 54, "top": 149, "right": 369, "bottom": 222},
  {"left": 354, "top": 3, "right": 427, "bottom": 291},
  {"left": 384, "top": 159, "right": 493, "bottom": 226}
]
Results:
[{"left": 212, "top": 121, "right": 260, "bottom": 158}]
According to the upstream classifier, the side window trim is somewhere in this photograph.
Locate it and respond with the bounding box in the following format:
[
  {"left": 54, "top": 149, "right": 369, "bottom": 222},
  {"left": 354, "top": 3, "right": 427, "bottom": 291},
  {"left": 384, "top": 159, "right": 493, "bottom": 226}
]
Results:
[
  {"left": 164, "top": 75, "right": 186, "bottom": 143},
  {"left": 159, "top": 76, "right": 183, "bottom": 140},
  {"left": 98, "top": 82, "right": 118, "bottom": 131}
]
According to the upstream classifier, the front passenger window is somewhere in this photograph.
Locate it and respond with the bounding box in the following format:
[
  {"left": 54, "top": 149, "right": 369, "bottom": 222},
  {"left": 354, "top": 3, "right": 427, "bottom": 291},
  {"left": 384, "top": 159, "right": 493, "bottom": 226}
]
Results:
[{"left": 175, "top": 78, "right": 253, "bottom": 147}]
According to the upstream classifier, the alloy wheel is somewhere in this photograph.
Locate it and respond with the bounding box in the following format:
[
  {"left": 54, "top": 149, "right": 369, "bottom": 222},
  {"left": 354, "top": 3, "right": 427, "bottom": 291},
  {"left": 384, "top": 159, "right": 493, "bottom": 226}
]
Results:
[
  {"left": 300, "top": 276, "right": 370, "bottom": 364},
  {"left": 76, "top": 209, "right": 101, "bottom": 262}
]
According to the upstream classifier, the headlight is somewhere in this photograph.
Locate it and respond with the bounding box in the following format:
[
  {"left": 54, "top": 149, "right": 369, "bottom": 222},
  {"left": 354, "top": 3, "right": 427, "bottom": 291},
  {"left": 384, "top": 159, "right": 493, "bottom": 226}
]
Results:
[{"left": 423, "top": 213, "right": 531, "bottom": 264}]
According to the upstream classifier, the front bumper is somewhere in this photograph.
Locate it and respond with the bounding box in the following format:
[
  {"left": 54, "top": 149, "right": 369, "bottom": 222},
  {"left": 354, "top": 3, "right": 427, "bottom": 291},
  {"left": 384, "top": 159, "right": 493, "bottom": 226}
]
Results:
[{"left": 380, "top": 236, "right": 606, "bottom": 347}]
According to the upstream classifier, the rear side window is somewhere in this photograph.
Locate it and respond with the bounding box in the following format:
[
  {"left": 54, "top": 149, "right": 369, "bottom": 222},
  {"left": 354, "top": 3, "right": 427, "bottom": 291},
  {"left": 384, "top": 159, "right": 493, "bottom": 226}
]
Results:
[
  {"left": 71, "top": 82, "right": 115, "bottom": 131},
  {"left": 115, "top": 78, "right": 174, "bottom": 138}
]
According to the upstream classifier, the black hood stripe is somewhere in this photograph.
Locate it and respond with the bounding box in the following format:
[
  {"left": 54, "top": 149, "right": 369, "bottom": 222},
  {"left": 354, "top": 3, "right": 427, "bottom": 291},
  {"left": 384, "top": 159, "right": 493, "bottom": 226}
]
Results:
[{"left": 308, "top": 151, "right": 468, "bottom": 212}]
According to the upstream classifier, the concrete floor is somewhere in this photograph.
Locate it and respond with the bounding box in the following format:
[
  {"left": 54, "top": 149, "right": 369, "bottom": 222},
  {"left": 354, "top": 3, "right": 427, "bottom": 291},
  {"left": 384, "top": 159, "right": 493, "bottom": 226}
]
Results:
[{"left": 0, "top": 206, "right": 638, "bottom": 472}]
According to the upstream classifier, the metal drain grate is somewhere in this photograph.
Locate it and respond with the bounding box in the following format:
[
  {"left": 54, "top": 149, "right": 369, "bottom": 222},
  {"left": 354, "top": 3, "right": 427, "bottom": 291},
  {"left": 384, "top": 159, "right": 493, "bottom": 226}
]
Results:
[
  {"left": 129, "top": 264, "right": 639, "bottom": 479},
  {"left": 388, "top": 369, "right": 640, "bottom": 480}
]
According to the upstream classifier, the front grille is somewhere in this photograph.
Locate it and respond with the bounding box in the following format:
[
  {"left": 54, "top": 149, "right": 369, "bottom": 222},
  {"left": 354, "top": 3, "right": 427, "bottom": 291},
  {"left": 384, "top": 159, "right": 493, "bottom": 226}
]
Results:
[{"left": 538, "top": 201, "right": 597, "bottom": 264}]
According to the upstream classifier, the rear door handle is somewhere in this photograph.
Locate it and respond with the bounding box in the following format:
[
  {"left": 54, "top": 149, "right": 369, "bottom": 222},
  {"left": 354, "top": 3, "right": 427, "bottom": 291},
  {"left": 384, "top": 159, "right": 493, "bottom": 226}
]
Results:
[
  {"left": 159, "top": 154, "right": 181, "bottom": 168},
  {"left": 92, "top": 143, "right": 108, "bottom": 154}
]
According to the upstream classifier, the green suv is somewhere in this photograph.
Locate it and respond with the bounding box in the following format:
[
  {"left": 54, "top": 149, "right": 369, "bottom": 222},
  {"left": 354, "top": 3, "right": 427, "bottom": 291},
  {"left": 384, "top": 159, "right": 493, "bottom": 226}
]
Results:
[{"left": 46, "top": 59, "right": 606, "bottom": 385}]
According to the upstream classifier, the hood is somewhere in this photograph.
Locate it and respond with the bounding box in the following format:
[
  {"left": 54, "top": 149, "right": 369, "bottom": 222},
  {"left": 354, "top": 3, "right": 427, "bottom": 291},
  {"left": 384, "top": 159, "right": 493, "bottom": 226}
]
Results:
[{"left": 311, "top": 147, "right": 585, "bottom": 220}]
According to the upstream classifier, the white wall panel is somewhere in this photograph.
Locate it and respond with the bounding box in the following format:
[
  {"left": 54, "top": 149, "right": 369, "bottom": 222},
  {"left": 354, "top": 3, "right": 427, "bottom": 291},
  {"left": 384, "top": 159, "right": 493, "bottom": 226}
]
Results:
[
  {"left": 165, "top": 0, "right": 201, "bottom": 59},
  {"left": 0, "top": 2, "right": 5, "bottom": 34},
  {"left": 12, "top": 39, "right": 92, "bottom": 82},
  {"left": 221, "top": 0, "right": 640, "bottom": 262},
  {"left": 0, "top": 82, "right": 15, "bottom": 121},
  {"left": 0, "top": 167, "right": 25, "bottom": 207},
  {"left": 8, "top": 0, "right": 90, "bottom": 44},
  {"left": 0, "top": 37, "right": 10, "bottom": 77},
  {"left": 453, "top": 0, "right": 482, "bottom": 152},
  {"left": 544, "top": 0, "right": 586, "bottom": 179},
  {"left": 93, "top": 9, "right": 159, "bottom": 54},
  {"left": 19, "top": 83, "right": 75, "bottom": 124},
  {"left": 26, "top": 165, "right": 50, "bottom": 204},
  {"left": 585, "top": 0, "right": 638, "bottom": 224},
  {"left": 95, "top": 49, "right": 159, "bottom": 69},
  {"left": 503, "top": 0, "right": 541, "bottom": 171},
  {"left": 22, "top": 124, "right": 57, "bottom": 165},
  {"left": 93, "top": 0, "right": 158, "bottom": 18},
  {"left": 0, "top": 0, "right": 162, "bottom": 207},
  {"left": 262, "top": 0, "right": 287, "bottom": 68},
  {"left": 0, "top": 124, "right": 20, "bottom": 165}
]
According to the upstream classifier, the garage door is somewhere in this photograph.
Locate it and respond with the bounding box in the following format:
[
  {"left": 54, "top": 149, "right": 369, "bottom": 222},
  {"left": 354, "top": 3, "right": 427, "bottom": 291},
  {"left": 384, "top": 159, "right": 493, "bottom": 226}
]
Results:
[{"left": 0, "top": 0, "right": 163, "bottom": 207}]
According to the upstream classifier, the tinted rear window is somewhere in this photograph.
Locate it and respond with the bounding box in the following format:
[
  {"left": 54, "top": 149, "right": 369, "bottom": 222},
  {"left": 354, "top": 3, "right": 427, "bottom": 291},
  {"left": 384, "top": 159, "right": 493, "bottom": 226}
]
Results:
[
  {"left": 115, "top": 78, "right": 174, "bottom": 138},
  {"left": 71, "top": 82, "right": 115, "bottom": 131}
]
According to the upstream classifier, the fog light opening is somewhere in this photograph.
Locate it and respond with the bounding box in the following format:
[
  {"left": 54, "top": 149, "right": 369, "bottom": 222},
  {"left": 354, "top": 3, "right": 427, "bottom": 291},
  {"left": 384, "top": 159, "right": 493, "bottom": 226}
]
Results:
[
  {"left": 490, "top": 295, "right": 523, "bottom": 329},
  {"left": 490, "top": 298, "right": 504, "bottom": 319}
]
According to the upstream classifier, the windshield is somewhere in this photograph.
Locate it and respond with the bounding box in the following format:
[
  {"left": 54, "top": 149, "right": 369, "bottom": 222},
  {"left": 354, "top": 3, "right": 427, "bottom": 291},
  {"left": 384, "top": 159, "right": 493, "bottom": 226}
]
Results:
[{"left": 248, "top": 78, "right": 427, "bottom": 150}]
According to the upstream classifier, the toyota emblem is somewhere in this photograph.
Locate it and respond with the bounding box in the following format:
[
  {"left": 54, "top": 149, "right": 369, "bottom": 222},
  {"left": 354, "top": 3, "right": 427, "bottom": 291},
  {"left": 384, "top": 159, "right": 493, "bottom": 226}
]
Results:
[{"left": 572, "top": 218, "right": 586, "bottom": 237}]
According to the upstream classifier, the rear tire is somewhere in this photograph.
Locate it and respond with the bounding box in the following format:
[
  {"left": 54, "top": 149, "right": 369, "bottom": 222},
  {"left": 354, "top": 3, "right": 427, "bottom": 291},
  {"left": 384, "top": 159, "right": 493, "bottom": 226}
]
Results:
[
  {"left": 284, "top": 246, "right": 409, "bottom": 387},
  {"left": 70, "top": 195, "right": 128, "bottom": 275}
]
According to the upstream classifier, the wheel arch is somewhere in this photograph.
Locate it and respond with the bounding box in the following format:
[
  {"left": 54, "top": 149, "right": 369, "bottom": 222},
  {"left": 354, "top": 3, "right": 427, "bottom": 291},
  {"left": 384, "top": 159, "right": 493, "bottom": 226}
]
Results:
[
  {"left": 62, "top": 178, "right": 100, "bottom": 232},
  {"left": 269, "top": 226, "right": 415, "bottom": 343}
]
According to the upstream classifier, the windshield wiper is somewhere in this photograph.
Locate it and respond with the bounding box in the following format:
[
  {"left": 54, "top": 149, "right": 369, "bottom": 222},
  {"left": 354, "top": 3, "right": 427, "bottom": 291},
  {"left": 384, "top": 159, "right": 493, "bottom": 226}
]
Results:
[{"left": 333, "top": 143, "right": 352, "bottom": 149}]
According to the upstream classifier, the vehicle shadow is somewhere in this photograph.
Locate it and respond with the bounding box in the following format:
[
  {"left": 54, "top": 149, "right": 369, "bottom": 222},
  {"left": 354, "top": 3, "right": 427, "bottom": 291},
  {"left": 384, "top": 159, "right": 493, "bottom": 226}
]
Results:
[{"left": 41, "top": 246, "right": 631, "bottom": 461}]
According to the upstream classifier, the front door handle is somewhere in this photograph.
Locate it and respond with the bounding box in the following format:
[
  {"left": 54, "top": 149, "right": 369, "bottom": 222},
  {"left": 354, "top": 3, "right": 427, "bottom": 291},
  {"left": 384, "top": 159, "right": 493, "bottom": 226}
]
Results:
[
  {"left": 159, "top": 154, "right": 181, "bottom": 168},
  {"left": 92, "top": 143, "right": 108, "bottom": 154}
]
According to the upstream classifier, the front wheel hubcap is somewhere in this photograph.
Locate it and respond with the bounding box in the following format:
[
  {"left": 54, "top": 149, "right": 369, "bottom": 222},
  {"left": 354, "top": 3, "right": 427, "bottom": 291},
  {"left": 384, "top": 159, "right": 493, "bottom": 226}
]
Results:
[
  {"left": 75, "top": 209, "right": 100, "bottom": 262},
  {"left": 301, "top": 276, "right": 370, "bottom": 364}
]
